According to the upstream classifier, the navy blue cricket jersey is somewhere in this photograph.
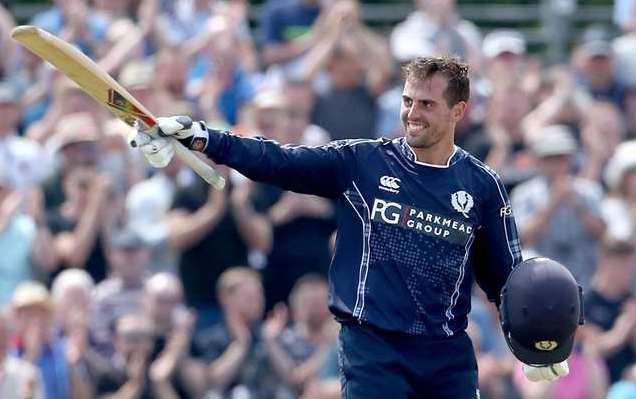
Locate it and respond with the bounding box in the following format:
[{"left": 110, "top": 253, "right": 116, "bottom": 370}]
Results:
[{"left": 203, "top": 131, "right": 523, "bottom": 338}]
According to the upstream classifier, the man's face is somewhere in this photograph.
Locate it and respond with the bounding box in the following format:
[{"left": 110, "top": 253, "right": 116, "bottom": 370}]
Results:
[
  {"left": 110, "top": 246, "right": 150, "bottom": 286},
  {"left": 400, "top": 75, "right": 463, "bottom": 149},
  {"left": 226, "top": 279, "right": 264, "bottom": 323}
]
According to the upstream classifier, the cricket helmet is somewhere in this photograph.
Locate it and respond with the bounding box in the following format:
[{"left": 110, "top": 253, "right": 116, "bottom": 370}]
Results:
[{"left": 499, "top": 257, "right": 584, "bottom": 365}]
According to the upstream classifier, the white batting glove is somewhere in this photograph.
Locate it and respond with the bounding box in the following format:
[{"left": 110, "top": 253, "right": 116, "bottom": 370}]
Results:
[
  {"left": 156, "top": 116, "right": 209, "bottom": 152},
  {"left": 522, "top": 360, "right": 569, "bottom": 382},
  {"left": 135, "top": 132, "right": 174, "bottom": 168}
]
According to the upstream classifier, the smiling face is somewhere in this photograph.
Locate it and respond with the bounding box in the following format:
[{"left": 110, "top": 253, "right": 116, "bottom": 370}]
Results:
[{"left": 400, "top": 74, "right": 466, "bottom": 152}]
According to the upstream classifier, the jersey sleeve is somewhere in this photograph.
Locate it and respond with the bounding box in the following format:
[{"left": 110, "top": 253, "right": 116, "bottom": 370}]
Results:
[
  {"left": 472, "top": 172, "right": 523, "bottom": 305},
  {"left": 204, "top": 130, "right": 353, "bottom": 198}
]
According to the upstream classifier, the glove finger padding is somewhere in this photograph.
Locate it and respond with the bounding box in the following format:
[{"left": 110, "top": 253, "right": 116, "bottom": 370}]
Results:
[
  {"left": 156, "top": 116, "right": 209, "bottom": 151},
  {"left": 522, "top": 360, "right": 569, "bottom": 382},
  {"left": 157, "top": 116, "right": 194, "bottom": 140},
  {"left": 139, "top": 137, "right": 175, "bottom": 168}
]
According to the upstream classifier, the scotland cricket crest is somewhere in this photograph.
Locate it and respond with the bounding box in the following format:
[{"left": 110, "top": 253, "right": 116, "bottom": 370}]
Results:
[{"left": 451, "top": 191, "right": 474, "bottom": 218}]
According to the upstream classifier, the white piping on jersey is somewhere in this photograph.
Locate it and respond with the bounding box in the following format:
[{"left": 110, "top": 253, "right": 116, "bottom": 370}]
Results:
[
  {"left": 472, "top": 161, "right": 516, "bottom": 270},
  {"left": 343, "top": 181, "right": 372, "bottom": 320},
  {"left": 443, "top": 233, "right": 476, "bottom": 336},
  {"left": 405, "top": 143, "right": 459, "bottom": 168}
]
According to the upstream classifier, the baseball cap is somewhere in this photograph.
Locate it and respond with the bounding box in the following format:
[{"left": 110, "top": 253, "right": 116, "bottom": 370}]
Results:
[
  {"left": 119, "top": 60, "right": 155, "bottom": 89},
  {"left": 51, "top": 112, "right": 100, "bottom": 150},
  {"left": 483, "top": 30, "right": 526, "bottom": 59},
  {"left": 110, "top": 228, "right": 147, "bottom": 250},
  {"left": 11, "top": 281, "right": 54, "bottom": 312},
  {"left": 581, "top": 39, "right": 612, "bottom": 59},
  {"left": 500, "top": 257, "right": 584, "bottom": 365},
  {"left": 530, "top": 125, "right": 578, "bottom": 157},
  {"left": 604, "top": 140, "right": 636, "bottom": 192}
]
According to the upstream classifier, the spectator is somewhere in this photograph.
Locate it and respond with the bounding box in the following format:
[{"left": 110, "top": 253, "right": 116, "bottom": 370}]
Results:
[
  {"left": 583, "top": 239, "right": 636, "bottom": 383},
  {"left": 141, "top": 273, "right": 204, "bottom": 398},
  {"left": 194, "top": 267, "right": 280, "bottom": 398},
  {"left": 39, "top": 111, "right": 103, "bottom": 210},
  {"left": 0, "top": 309, "right": 43, "bottom": 399},
  {"left": 390, "top": 0, "right": 481, "bottom": 68},
  {"left": 572, "top": 37, "right": 626, "bottom": 110},
  {"left": 480, "top": 30, "right": 528, "bottom": 93},
  {"left": 46, "top": 165, "right": 112, "bottom": 283},
  {"left": 467, "top": 82, "right": 533, "bottom": 183},
  {"left": 259, "top": 0, "right": 323, "bottom": 68},
  {"left": 28, "top": 0, "right": 110, "bottom": 58},
  {"left": 0, "top": 83, "right": 47, "bottom": 190},
  {"left": 0, "top": 171, "right": 55, "bottom": 304},
  {"left": 602, "top": 140, "right": 636, "bottom": 242},
  {"left": 578, "top": 101, "right": 626, "bottom": 184},
  {"left": 96, "top": 313, "right": 181, "bottom": 399},
  {"left": 9, "top": 281, "right": 92, "bottom": 399},
  {"left": 300, "top": 1, "right": 391, "bottom": 140},
  {"left": 511, "top": 125, "right": 606, "bottom": 288},
  {"left": 262, "top": 274, "right": 336, "bottom": 394},
  {"left": 93, "top": 228, "right": 150, "bottom": 354},
  {"left": 185, "top": 15, "right": 256, "bottom": 127}
]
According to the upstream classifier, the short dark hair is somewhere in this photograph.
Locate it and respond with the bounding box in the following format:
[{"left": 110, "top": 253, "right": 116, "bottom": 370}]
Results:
[{"left": 402, "top": 56, "right": 470, "bottom": 107}]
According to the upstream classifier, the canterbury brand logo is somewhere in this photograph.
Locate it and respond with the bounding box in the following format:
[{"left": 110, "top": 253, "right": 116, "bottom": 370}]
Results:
[{"left": 379, "top": 175, "right": 401, "bottom": 193}]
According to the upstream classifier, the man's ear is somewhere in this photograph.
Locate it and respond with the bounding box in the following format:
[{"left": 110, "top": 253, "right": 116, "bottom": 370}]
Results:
[{"left": 452, "top": 101, "right": 468, "bottom": 122}]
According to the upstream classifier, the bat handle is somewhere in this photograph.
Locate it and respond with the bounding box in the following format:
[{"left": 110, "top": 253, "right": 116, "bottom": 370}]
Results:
[{"left": 172, "top": 140, "right": 226, "bottom": 190}]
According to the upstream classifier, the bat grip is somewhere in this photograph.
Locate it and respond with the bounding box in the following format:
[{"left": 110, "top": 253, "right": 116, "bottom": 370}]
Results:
[{"left": 172, "top": 140, "right": 225, "bottom": 190}]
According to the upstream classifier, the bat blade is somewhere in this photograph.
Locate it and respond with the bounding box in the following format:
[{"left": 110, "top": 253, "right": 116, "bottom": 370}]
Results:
[{"left": 11, "top": 25, "right": 225, "bottom": 189}]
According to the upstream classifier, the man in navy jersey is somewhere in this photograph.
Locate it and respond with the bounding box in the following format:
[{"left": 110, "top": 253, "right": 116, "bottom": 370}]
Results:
[{"left": 134, "top": 57, "right": 568, "bottom": 398}]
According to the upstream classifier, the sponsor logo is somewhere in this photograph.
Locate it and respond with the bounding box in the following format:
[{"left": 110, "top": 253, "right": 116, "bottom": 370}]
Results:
[
  {"left": 379, "top": 175, "right": 401, "bottom": 193},
  {"left": 535, "top": 341, "right": 558, "bottom": 351},
  {"left": 191, "top": 137, "right": 207, "bottom": 151},
  {"left": 500, "top": 205, "right": 512, "bottom": 217},
  {"left": 451, "top": 190, "right": 474, "bottom": 218},
  {"left": 370, "top": 199, "right": 474, "bottom": 245}
]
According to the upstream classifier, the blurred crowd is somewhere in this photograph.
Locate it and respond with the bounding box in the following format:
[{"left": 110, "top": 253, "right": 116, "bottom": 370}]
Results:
[{"left": 0, "top": 0, "right": 636, "bottom": 398}]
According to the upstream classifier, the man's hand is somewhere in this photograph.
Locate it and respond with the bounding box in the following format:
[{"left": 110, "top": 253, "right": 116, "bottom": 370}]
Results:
[
  {"left": 522, "top": 360, "right": 569, "bottom": 382},
  {"left": 133, "top": 116, "right": 210, "bottom": 168}
]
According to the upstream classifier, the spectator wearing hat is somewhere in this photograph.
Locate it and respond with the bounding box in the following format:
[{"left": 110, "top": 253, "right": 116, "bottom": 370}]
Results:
[
  {"left": 0, "top": 309, "right": 43, "bottom": 399},
  {"left": 92, "top": 228, "right": 150, "bottom": 355},
  {"left": 511, "top": 125, "right": 606, "bottom": 289},
  {"left": 9, "top": 281, "right": 92, "bottom": 399},
  {"left": 602, "top": 140, "right": 636, "bottom": 242},
  {"left": 37, "top": 112, "right": 102, "bottom": 211},
  {"left": 480, "top": 29, "right": 537, "bottom": 97},
  {"left": 573, "top": 36, "right": 627, "bottom": 110}
]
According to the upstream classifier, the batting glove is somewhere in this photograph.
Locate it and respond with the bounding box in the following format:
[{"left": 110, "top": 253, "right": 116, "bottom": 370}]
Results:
[
  {"left": 156, "top": 116, "right": 210, "bottom": 152},
  {"left": 135, "top": 132, "right": 174, "bottom": 168},
  {"left": 522, "top": 360, "right": 569, "bottom": 382}
]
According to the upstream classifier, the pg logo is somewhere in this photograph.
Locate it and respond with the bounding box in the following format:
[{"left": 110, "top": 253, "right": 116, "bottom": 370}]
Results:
[{"left": 371, "top": 199, "right": 402, "bottom": 224}]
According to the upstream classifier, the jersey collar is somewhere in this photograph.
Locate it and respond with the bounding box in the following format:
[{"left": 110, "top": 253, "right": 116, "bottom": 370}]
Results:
[{"left": 398, "top": 137, "right": 460, "bottom": 168}]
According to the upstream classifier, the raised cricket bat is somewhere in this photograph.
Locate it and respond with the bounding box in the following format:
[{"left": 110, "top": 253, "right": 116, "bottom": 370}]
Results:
[{"left": 11, "top": 25, "right": 225, "bottom": 190}]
